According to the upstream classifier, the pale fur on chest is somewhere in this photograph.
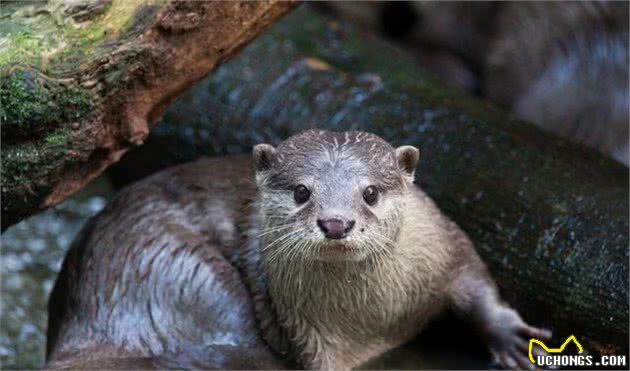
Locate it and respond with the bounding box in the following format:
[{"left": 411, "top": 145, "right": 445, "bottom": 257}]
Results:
[{"left": 265, "top": 193, "right": 456, "bottom": 369}]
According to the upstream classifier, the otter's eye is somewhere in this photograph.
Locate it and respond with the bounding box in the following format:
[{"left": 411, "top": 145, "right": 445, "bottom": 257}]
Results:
[
  {"left": 363, "top": 185, "right": 378, "bottom": 206},
  {"left": 294, "top": 185, "right": 311, "bottom": 204}
]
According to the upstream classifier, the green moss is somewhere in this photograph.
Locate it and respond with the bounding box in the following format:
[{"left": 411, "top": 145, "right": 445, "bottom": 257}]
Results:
[
  {"left": 1, "top": 134, "right": 80, "bottom": 226},
  {"left": 2, "top": 145, "right": 43, "bottom": 197},
  {"left": 0, "top": 70, "right": 92, "bottom": 140},
  {"left": 0, "top": 31, "right": 44, "bottom": 68},
  {"left": 0, "top": 0, "right": 150, "bottom": 72},
  {"left": 45, "top": 131, "right": 67, "bottom": 146},
  {"left": 0, "top": 71, "right": 47, "bottom": 134},
  {"left": 54, "top": 0, "right": 165, "bottom": 65},
  {"left": 0, "top": 128, "right": 91, "bottom": 228}
]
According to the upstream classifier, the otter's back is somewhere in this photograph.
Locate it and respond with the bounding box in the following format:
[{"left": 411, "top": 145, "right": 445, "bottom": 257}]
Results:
[{"left": 46, "top": 155, "right": 267, "bottom": 367}]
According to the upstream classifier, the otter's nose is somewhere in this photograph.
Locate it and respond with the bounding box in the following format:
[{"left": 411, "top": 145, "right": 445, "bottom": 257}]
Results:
[{"left": 317, "top": 219, "right": 355, "bottom": 239}]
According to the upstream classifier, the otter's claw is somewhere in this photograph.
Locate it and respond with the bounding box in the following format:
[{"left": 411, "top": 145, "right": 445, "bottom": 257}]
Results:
[{"left": 486, "top": 308, "right": 552, "bottom": 370}]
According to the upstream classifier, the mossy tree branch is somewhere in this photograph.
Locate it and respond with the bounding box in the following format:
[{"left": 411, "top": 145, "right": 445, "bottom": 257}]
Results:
[{"left": 1, "top": 0, "right": 298, "bottom": 229}]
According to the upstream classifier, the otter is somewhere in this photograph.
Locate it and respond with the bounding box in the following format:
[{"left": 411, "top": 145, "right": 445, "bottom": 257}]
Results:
[{"left": 47, "top": 130, "right": 550, "bottom": 369}]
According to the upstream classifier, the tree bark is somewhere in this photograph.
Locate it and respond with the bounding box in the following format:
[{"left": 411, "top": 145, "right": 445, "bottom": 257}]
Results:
[
  {"left": 1, "top": 0, "right": 298, "bottom": 229},
  {"left": 109, "top": 7, "right": 629, "bottom": 356}
]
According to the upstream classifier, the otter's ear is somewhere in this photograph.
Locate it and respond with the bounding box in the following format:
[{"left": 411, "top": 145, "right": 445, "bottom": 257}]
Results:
[
  {"left": 253, "top": 144, "right": 276, "bottom": 172},
  {"left": 395, "top": 145, "right": 419, "bottom": 178}
]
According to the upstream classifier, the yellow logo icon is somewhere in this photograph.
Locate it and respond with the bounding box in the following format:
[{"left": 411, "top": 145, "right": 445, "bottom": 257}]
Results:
[{"left": 528, "top": 335, "right": 584, "bottom": 363}]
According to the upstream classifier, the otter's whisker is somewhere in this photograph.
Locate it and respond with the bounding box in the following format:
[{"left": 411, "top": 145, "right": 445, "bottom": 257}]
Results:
[
  {"left": 263, "top": 228, "right": 305, "bottom": 252},
  {"left": 258, "top": 222, "right": 302, "bottom": 237}
]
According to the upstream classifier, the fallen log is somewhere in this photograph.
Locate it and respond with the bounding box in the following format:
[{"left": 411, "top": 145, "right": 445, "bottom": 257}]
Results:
[
  {"left": 0, "top": 0, "right": 297, "bottom": 229},
  {"left": 110, "top": 7, "right": 629, "bottom": 356}
]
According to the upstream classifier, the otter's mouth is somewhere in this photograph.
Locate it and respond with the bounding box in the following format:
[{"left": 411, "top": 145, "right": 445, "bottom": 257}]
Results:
[{"left": 318, "top": 243, "right": 356, "bottom": 257}]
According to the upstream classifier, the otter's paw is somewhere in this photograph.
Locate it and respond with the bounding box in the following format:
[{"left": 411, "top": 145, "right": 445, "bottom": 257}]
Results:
[{"left": 487, "top": 309, "right": 552, "bottom": 370}]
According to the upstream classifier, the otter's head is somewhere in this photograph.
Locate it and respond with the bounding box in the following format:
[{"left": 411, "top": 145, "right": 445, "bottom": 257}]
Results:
[{"left": 253, "top": 130, "right": 419, "bottom": 262}]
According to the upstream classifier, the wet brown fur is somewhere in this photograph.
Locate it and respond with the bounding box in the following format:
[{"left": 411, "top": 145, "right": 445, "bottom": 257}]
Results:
[{"left": 47, "top": 130, "right": 549, "bottom": 370}]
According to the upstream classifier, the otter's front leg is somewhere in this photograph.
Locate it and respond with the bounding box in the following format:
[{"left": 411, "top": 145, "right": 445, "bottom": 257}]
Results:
[{"left": 448, "top": 265, "right": 552, "bottom": 369}]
